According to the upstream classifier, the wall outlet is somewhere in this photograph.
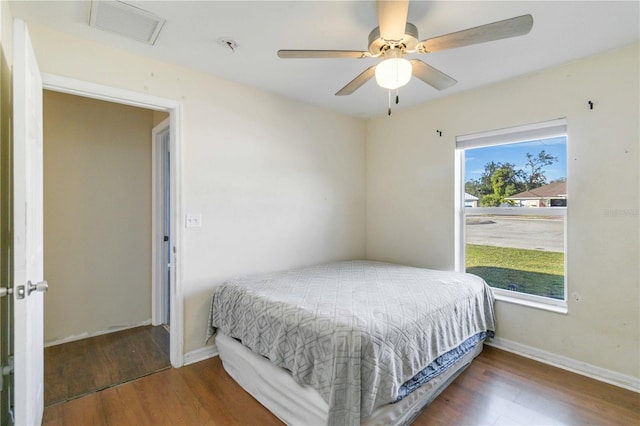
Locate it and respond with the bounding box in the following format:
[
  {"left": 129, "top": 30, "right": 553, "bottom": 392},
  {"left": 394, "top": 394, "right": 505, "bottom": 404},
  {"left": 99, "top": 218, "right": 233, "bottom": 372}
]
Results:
[{"left": 185, "top": 213, "right": 202, "bottom": 228}]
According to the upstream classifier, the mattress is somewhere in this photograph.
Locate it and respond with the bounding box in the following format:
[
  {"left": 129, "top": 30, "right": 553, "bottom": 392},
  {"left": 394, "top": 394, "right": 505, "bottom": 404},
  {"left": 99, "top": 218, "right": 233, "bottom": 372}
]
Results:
[
  {"left": 208, "top": 260, "right": 495, "bottom": 425},
  {"left": 216, "top": 331, "right": 484, "bottom": 426}
]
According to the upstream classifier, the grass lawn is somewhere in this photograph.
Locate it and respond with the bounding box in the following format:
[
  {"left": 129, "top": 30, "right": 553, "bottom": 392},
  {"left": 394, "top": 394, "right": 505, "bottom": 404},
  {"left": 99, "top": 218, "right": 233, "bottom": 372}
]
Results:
[{"left": 466, "top": 244, "right": 564, "bottom": 299}]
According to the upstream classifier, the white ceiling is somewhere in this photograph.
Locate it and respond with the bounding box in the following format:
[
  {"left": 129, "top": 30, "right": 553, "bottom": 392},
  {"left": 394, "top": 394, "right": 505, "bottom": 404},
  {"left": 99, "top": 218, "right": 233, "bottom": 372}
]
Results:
[{"left": 9, "top": 1, "right": 640, "bottom": 119}]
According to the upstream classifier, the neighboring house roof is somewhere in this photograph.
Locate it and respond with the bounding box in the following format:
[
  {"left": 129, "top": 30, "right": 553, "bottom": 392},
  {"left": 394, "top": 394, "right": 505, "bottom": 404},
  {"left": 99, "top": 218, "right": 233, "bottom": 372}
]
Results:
[
  {"left": 465, "top": 192, "right": 479, "bottom": 201},
  {"left": 506, "top": 181, "right": 567, "bottom": 200}
]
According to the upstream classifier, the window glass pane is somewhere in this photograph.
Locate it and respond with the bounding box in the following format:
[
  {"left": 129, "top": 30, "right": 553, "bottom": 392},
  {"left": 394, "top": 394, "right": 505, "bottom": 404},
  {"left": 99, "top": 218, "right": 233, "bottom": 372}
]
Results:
[
  {"left": 464, "top": 137, "right": 567, "bottom": 208},
  {"left": 463, "top": 136, "right": 567, "bottom": 301},
  {"left": 465, "top": 214, "right": 565, "bottom": 300}
]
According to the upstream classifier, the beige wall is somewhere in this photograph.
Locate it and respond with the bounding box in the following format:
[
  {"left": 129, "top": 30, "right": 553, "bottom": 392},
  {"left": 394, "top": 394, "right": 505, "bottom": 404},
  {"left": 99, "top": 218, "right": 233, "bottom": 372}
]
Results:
[
  {"left": 29, "top": 24, "right": 367, "bottom": 353},
  {"left": 367, "top": 43, "right": 639, "bottom": 381},
  {"left": 1, "top": 0, "right": 11, "bottom": 64},
  {"left": 0, "top": 1, "right": 12, "bottom": 420},
  {"left": 0, "top": 2, "right": 12, "bottom": 303},
  {"left": 153, "top": 110, "right": 169, "bottom": 127},
  {"left": 43, "top": 90, "right": 156, "bottom": 343}
]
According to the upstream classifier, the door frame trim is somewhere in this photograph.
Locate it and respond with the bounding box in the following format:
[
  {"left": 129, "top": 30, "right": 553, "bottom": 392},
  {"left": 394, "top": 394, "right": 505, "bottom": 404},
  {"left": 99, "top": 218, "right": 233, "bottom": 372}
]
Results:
[
  {"left": 41, "top": 73, "right": 184, "bottom": 368},
  {"left": 151, "top": 117, "right": 170, "bottom": 327}
]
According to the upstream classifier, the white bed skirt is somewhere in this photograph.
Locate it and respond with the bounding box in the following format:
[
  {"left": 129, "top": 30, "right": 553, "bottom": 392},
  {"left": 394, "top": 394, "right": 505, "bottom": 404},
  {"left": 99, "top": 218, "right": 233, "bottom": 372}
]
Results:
[{"left": 216, "top": 332, "right": 483, "bottom": 426}]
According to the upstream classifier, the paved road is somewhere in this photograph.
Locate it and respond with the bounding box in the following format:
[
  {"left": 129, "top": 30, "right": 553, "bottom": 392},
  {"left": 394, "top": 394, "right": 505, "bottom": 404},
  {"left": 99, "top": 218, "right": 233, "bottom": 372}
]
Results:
[{"left": 466, "top": 216, "right": 564, "bottom": 252}]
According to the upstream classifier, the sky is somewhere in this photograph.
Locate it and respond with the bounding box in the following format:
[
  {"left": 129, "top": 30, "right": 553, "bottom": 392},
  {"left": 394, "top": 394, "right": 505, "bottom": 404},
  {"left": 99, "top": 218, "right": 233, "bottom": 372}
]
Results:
[{"left": 464, "top": 136, "right": 567, "bottom": 183}]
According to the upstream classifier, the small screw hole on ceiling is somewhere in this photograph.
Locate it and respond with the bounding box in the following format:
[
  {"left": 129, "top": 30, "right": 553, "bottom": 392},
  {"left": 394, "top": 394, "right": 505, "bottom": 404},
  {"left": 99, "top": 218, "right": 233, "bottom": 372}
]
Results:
[{"left": 217, "top": 38, "right": 238, "bottom": 53}]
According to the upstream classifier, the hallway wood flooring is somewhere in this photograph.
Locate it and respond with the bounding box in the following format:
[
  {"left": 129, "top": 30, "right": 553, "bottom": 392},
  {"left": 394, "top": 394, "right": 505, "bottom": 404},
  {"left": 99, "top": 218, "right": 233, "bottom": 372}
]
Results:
[{"left": 44, "top": 325, "right": 170, "bottom": 406}]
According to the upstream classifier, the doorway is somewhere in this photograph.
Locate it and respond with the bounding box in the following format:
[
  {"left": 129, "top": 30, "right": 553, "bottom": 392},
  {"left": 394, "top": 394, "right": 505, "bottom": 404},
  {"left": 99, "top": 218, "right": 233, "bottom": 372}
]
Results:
[
  {"left": 41, "top": 74, "right": 183, "bottom": 368},
  {"left": 41, "top": 90, "right": 173, "bottom": 403},
  {"left": 42, "top": 90, "right": 162, "bottom": 341}
]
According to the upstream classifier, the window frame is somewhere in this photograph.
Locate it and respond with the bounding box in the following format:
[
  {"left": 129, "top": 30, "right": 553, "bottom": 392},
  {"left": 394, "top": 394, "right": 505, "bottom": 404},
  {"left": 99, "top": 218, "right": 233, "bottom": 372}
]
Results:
[{"left": 455, "top": 119, "right": 568, "bottom": 314}]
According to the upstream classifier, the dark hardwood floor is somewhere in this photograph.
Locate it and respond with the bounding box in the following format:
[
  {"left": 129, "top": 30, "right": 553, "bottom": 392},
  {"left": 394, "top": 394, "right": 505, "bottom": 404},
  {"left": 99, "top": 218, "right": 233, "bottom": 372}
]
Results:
[
  {"left": 415, "top": 346, "right": 639, "bottom": 425},
  {"left": 43, "top": 345, "right": 639, "bottom": 425},
  {"left": 44, "top": 325, "right": 170, "bottom": 406}
]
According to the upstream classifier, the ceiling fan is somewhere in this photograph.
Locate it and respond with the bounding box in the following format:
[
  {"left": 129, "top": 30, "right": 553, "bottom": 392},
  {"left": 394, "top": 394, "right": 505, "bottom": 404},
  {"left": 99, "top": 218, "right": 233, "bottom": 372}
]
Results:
[{"left": 277, "top": 0, "right": 533, "bottom": 113}]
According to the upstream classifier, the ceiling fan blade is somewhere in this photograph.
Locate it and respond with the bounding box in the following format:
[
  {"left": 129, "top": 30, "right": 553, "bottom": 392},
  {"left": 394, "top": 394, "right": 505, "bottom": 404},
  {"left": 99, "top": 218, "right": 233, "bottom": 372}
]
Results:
[
  {"left": 278, "top": 50, "right": 370, "bottom": 59},
  {"left": 335, "top": 65, "right": 377, "bottom": 96},
  {"left": 410, "top": 59, "right": 457, "bottom": 91},
  {"left": 377, "top": 0, "right": 409, "bottom": 41},
  {"left": 419, "top": 14, "right": 534, "bottom": 53}
]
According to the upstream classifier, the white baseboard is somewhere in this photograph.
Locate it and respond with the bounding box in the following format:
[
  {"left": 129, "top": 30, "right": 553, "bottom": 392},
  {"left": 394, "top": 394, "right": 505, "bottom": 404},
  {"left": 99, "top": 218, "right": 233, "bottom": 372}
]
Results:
[
  {"left": 44, "top": 319, "right": 153, "bottom": 347},
  {"left": 183, "top": 344, "right": 219, "bottom": 366},
  {"left": 486, "top": 337, "right": 640, "bottom": 393}
]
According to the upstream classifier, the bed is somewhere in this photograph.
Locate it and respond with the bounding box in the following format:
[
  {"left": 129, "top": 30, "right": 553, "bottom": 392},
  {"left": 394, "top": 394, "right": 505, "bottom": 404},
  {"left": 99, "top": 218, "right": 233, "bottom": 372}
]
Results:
[{"left": 207, "top": 260, "right": 495, "bottom": 426}]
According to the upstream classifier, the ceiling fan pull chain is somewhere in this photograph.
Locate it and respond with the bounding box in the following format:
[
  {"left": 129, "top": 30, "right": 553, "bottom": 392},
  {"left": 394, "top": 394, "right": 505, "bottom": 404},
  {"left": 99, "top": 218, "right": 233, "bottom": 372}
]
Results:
[
  {"left": 395, "top": 88, "right": 399, "bottom": 105},
  {"left": 388, "top": 89, "right": 392, "bottom": 116}
]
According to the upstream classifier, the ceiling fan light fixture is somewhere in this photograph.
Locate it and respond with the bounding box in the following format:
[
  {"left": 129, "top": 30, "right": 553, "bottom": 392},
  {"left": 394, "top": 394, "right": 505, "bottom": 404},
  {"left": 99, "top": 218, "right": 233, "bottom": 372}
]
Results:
[{"left": 375, "top": 57, "right": 412, "bottom": 89}]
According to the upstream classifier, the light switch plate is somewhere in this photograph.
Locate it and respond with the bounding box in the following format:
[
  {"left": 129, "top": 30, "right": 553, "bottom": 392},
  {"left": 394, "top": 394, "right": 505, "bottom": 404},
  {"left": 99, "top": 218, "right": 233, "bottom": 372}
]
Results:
[{"left": 185, "top": 213, "right": 202, "bottom": 228}]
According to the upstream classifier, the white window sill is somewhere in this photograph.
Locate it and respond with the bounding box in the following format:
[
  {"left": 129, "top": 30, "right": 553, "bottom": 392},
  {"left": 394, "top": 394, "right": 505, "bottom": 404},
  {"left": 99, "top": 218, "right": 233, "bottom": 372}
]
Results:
[{"left": 494, "top": 290, "right": 568, "bottom": 314}]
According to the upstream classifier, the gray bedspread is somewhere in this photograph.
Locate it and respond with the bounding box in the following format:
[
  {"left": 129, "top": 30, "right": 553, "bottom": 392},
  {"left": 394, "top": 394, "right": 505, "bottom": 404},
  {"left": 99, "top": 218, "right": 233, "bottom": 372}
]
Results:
[{"left": 207, "top": 260, "right": 495, "bottom": 426}]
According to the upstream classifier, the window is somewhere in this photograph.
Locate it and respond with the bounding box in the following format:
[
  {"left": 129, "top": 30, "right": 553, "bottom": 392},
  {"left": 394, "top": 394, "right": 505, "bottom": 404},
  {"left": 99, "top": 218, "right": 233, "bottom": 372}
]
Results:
[{"left": 455, "top": 119, "right": 568, "bottom": 313}]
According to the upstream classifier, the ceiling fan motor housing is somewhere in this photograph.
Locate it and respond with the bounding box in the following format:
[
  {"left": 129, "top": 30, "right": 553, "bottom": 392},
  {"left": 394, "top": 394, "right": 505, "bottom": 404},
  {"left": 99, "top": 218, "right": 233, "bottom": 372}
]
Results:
[{"left": 368, "top": 22, "right": 419, "bottom": 56}]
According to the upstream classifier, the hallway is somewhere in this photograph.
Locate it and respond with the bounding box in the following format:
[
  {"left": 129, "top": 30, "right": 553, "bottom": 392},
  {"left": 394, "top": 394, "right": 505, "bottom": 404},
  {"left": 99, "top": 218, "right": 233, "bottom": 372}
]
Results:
[{"left": 44, "top": 325, "right": 170, "bottom": 406}]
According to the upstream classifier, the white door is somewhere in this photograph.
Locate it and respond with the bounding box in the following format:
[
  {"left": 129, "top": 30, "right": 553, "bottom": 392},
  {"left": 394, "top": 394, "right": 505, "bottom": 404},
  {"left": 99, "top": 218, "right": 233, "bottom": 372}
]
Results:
[{"left": 12, "top": 19, "right": 45, "bottom": 426}]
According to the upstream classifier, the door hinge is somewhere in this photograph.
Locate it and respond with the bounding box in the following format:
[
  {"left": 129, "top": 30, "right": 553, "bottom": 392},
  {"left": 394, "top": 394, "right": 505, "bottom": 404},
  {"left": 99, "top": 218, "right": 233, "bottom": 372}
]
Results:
[{"left": 0, "top": 356, "right": 14, "bottom": 392}]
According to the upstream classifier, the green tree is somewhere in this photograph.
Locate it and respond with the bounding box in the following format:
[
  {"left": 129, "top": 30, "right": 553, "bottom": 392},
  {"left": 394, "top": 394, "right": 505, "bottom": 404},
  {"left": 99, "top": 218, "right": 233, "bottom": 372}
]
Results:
[
  {"left": 470, "top": 150, "right": 559, "bottom": 206},
  {"left": 491, "top": 164, "right": 523, "bottom": 197},
  {"left": 465, "top": 180, "right": 482, "bottom": 198},
  {"left": 467, "top": 161, "right": 504, "bottom": 198},
  {"left": 524, "top": 150, "right": 558, "bottom": 190},
  {"left": 480, "top": 163, "right": 523, "bottom": 206},
  {"left": 480, "top": 193, "right": 502, "bottom": 207}
]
